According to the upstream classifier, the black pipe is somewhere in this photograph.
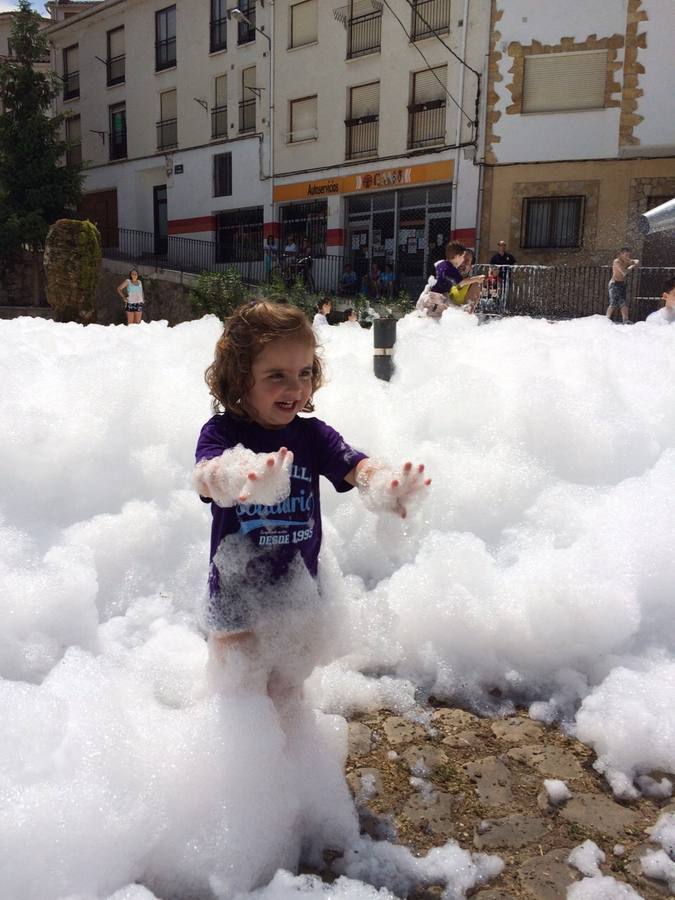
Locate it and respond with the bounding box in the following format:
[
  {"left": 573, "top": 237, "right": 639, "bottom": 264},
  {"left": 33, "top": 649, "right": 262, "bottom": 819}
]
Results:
[{"left": 373, "top": 317, "right": 396, "bottom": 382}]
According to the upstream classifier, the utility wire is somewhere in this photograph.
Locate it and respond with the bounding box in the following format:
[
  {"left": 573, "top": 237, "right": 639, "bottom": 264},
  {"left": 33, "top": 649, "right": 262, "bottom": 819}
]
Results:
[
  {"left": 402, "top": 0, "right": 481, "bottom": 78},
  {"left": 379, "top": 0, "right": 475, "bottom": 125}
]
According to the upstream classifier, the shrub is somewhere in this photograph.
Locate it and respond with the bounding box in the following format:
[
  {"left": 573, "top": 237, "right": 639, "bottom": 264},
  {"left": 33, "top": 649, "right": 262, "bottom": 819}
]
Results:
[
  {"left": 189, "top": 268, "right": 247, "bottom": 320},
  {"left": 43, "top": 218, "right": 101, "bottom": 323}
]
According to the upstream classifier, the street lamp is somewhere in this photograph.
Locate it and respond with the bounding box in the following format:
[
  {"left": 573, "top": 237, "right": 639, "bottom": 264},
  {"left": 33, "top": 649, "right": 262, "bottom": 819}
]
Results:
[{"left": 227, "top": 7, "right": 271, "bottom": 48}]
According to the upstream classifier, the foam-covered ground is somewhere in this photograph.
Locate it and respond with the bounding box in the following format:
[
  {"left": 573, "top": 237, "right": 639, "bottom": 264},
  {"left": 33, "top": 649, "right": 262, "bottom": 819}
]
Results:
[{"left": 1, "top": 309, "right": 674, "bottom": 899}]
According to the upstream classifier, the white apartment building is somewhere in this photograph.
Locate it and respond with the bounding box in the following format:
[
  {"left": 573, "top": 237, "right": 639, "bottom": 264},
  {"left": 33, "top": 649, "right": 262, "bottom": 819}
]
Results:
[
  {"left": 47, "top": 0, "right": 491, "bottom": 291},
  {"left": 480, "top": 0, "right": 675, "bottom": 273},
  {"left": 47, "top": 0, "right": 272, "bottom": 262}
]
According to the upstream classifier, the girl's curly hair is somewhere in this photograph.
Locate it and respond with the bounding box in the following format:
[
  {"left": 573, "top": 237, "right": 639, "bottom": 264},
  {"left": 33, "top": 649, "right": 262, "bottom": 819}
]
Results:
[{"left": 205, "top": 299, "right": 324, "bottom": 417}]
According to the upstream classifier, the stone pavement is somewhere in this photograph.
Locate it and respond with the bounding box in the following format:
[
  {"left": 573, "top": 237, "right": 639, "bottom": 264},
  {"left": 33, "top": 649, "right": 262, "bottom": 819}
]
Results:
[{"left": 343, "top": 707, "right": 675, "bottom": 899}]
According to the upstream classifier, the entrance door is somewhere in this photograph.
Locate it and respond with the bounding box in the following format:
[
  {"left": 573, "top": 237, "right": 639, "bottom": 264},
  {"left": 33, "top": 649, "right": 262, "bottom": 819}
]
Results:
[
  {"left": 153, "top": 185, "right": 168, "bottom": 256},
  {"left": 78, "top": 189, "right": 119, "bottom": 248}
]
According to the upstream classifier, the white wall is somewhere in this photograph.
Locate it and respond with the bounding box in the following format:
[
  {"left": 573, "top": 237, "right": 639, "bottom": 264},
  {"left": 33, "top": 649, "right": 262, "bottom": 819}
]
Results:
[
  {"left": 491, "top": 0, "right": 627, "bottom": 163},
  {"left": 634, "top": 1, "right": 675, "bottom": 153}
]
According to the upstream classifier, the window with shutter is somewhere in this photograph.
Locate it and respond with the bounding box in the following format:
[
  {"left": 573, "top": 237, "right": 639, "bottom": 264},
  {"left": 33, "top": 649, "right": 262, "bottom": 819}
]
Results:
[
  {"left": 290, "top": 95, "right": 318, "bottom": 142},
  {"left": 291, "top": 0, "right": 317, "bottom": 48},
  {"left": 522, "top": 51, "right": 607, "bottom": 113},
  {"left": 350, "top": 82, "right": 379, "bottom": 119},
  {"left": 212, "top": 75, "right": 227, "bottom": 138},
  {"left": 107, "top": 27, "right": 125, "bottom": 84},
  {"left": 240, "top": 67, "right": 256, "bottom": 133},
  {"left": 63, "top": 44, "right": 79, "bottom": 99},
  {"left": 413, "top": 65, "right": 447, "bottom": 105},
  {"left": 160, "top": 89, "right": 177, "bottom": 121}
]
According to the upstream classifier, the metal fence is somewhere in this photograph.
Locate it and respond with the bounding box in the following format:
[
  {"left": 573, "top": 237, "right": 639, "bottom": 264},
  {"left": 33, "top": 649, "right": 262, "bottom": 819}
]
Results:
[{"left": 100, "top": 229, "right": 674, "bottom": 321}]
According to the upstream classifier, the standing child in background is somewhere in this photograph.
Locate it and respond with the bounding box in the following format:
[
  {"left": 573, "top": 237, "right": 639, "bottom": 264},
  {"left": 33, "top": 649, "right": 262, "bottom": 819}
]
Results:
[
  {"left": 117, "top": 269, "right": 145, "bottom": 325},
  {"left": 193, "top": 301, "right": 430, "bottom": 711},
  {"left": 312, "top": 298, "right": 332, "bottom": 330},
  {"left": 606, "top": 247, "right": 639, "bottom": 324}
]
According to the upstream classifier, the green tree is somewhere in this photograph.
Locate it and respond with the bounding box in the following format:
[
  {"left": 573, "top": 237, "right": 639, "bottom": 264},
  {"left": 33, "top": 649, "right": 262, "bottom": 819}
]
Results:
[{"left": 0, "top": 0, "right": 83, "bottom": 260}]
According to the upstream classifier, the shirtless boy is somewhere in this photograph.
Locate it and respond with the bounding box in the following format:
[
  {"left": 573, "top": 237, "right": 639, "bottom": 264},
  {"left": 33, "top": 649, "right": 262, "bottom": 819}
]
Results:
[{"left": 606, "top": 247, "right": 639, "bottom": 323}]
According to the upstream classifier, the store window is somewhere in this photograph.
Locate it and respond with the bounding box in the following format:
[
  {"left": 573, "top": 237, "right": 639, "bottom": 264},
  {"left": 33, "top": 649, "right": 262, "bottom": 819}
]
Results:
[
  {"left": 280, "top": 200, "right": 327, "bottom": 256},
  {"left": 216, "top": 206, "right": 263, "bottom": 262}
]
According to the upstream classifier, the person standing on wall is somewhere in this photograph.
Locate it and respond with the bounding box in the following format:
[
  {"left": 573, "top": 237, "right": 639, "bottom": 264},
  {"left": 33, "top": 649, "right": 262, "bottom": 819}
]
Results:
[
  {"left": 606, "top": 247, "right": 639, "bottom": 324},
  {"left": 117, "top": 269, "right": 145, "bottom": 325}
]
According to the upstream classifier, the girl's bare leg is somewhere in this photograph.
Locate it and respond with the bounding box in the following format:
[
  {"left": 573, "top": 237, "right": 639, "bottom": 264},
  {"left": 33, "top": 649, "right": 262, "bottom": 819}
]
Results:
[{"left": 206, "top": 630, "right": 267, "bottom": 695}]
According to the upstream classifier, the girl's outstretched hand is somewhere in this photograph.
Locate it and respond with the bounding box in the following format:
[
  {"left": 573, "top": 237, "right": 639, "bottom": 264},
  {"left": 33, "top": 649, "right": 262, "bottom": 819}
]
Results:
[
  {"left": 356, "top": 459, "right": 431, "bottom": 518},
  {"left": 193, "top": 445, "right": 294, "bottom": 507},
  {"left": 238, "top": 447, "right": 294, "bottom": 503}
]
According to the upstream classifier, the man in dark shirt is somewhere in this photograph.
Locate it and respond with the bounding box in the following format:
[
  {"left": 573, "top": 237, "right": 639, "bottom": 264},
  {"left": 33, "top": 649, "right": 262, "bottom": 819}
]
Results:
[{"left": 489, "top": 240, "right": 517, "bottom": 268}]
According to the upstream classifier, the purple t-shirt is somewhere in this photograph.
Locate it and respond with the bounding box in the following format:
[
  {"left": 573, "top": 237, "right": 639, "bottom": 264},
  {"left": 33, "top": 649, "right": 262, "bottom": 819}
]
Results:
[
  {"left": 195, "top": 413, "right": 367, "bottom": 590},
  {"left": 431, "top": 259, "right": 462, "bottom": 294}
]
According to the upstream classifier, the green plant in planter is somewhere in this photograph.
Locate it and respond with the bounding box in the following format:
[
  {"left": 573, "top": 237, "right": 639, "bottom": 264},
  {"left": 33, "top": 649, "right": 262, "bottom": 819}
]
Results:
[
  {"left": 391, "top": 288, "right": 414, "bottom": 318},
  {"left": 189, "top": 267, "right": 247, "bottom": 320},
  {"left": 43, "top": 218, "right": 101, "bottom": 323}
]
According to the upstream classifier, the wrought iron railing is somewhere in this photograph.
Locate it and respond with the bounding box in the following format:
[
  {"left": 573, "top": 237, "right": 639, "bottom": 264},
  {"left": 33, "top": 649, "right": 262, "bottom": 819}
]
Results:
[
  {"left": 155, "top": 36, "right": 176, "bottom": 70},
  {"left": 411, "top": 0, "right": 451, "bottom": 41},
  {"left": 63, "top": 70, "right": 79, "bottom": 100},
  {"left": 239, "top": 98, "right": 256, "bottom": 133},
  {"left": 106, "top": 54, "right": 125, "bottom": 86},
  {"left": 156, "top": 117, "right": 178, "bottom": 150},
  {"left": 211, "top": 105, "right": 228, "bottom": 139},
  {"left": 347, "top": 9, "right": 382, "bottom": 58},
  {"left": 210, "top": 16, "right": 227, "bottom": 52},
  {"left": 408, "top": 100, "right": 446, "bottom": 148},
  {"left": 345, "top": 115, "right": 379, "bottom": 160},
  {"left": 109, "top": 126, "right": 127, "bottom": 160}
]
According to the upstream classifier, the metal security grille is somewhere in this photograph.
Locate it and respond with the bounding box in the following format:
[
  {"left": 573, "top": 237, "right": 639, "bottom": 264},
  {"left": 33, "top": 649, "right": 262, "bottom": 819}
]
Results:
[
  {"left": 411, "top": 0, "right": 450, "bottom": 41},
  {"left": 280, "top": 200, "right": 327, "bottom": 255},
  {"left": 522, "top": 196, "right": 585, "bottom": 249},
  {"left": 216, "top": 207, "right": 263, "bottom": 262}
]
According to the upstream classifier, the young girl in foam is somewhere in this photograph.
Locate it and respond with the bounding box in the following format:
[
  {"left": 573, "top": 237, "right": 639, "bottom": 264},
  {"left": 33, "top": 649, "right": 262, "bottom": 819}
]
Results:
[{"left": 193, "top": 300, "right": 430, "bottom": 704}]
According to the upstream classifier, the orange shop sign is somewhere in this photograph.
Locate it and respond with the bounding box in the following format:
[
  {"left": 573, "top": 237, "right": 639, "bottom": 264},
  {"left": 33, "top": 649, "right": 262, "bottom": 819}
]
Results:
[{"left": 273, "top": 159, "right": 453, "bottom": 203}]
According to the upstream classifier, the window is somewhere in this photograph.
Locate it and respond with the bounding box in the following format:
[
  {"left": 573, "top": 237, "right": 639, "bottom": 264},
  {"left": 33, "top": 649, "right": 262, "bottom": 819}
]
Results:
[
  {"left": 346, "top": 82, "right": 379, "bottom": 160},
  {"left": 408, "top": 66, "right": 447, "bottom": 148},
  {"left": 522, "top": 51, "right": 607, "bottom": 113},
  {"left": 280, "top": 200, "right": 327, "bottom": 256},
  {"left": 239, "top": 66, "right": 256, "bottom": 133},
  {"left": 289, "top": 95, "right": 317, "bottom": 143},
  {"left": 155, "top": 6, "right": 176, "bottom": 71},
  {"left": 290, "top": 0, "right": 317, "bottom": 48},
  {"left": 63, "top": 44, "right": 79, "bottom": 100},
  {"left": 411, "top": 0, "right": 450, "bottom": 41},
  {"left": 213, "top": 152, "right": 233, "bottom": 197},
  {"left": 157, "top": 89, "right": 177, "bottom": 150},
  {"left": 347, "top": 0, "right": 381, "bottom": 59},
  {"left": 65, "top": 115, "right": 81, "bottom": 166},
  {"left": 109, "top": 102, "right": 127, "bottom": 160},
  {"left": 216, "top": 207, "right": 263, "bottom": 262},
  {"left": 212, "top": 74, "right": 227, "bottom": 138},
  {"left": 106, "top": 27, "right": 125, "bottom": 85},
  {"left": 522, "top": 196, "right": 585, "bottom": 249},
  {"left": 210, "top": 0, "right": 227, "bottom": 52},
  {"left": 237, "top": 0, "right": 256, "bottom": 45}
]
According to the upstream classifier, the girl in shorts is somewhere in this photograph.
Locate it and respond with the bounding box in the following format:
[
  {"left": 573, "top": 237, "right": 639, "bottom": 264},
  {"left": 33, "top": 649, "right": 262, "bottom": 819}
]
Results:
[
  {"left": 117, "top": 269, "right": 145, "bottom": 324},
  {"left": 193, "top": 300, "right": 430, "bottom": 704}
]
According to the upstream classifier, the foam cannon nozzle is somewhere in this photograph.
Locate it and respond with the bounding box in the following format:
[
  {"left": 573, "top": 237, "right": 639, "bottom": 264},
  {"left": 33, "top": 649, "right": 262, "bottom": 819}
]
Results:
[{"left": 638, "top": 197, "right": 675, "bottom": 236}]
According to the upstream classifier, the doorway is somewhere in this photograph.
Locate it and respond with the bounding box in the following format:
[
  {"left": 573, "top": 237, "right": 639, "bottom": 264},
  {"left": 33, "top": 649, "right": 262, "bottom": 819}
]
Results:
[{"left": 153, "top": 185, "right": 168, "bottom": 256}]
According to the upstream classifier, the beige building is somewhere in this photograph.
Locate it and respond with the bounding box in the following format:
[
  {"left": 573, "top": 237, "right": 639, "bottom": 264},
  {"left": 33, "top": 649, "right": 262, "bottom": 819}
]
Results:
[{"left": 479, "top": 0, "right": 675, "bottom": 275}]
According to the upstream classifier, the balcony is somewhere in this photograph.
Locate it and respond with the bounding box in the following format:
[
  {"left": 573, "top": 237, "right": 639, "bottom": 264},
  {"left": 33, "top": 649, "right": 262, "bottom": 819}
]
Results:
[
  {"left": 66, "top": 143, "right": 82, "bottom": 167},
  {"left": 155, "top": 36, "right": 176, "bottom": 71},
  {"left": 110, "top": 128, "right": 127, "bottom": 161},
  {"left": 407, "top": 100, "right": 445, "bottom": 149},
  {"left": 63, "top": 70, "right": 79, "bottom": 100},
  {"left": 106, "top": 54, "right": 125, "bottom": 86},
  {"left": 156, "top": 117, "right": 178, "bottom": 150},
  {"left": 211, "top": 105, "right": 228, "bottom": 139},
  {"left": 239, "top": 99, "right": 256, "bottom": 133},
  {"left": 411, "top": 0, "right": 450, "bottom": 41},
  {"left": 345, "top": 115, "right": 378, "bottom": 160},
  {"left": 210, "top": 16, "right": 227, "bottom": 52},
  {"left": 347, "top": 9, "right": 381, "bottom": 59}
]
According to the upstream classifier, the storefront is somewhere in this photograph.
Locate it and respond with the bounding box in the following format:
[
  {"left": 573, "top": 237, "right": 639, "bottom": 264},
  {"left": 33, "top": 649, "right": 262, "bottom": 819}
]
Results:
[{"left": 272, "top": 159, "right": 454, "bottom": 294}]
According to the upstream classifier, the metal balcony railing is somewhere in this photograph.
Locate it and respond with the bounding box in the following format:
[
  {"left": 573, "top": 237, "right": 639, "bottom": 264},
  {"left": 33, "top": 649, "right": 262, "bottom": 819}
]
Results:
[
  {"left": 411, "top": 0, "right": 450, "bottom": 41},
  {"left": 345, "top": 115, "right": 379, "bottom": 160},
  {"left": 106, "top": 54, "right": 125, "bottom": 86},
  {"left": 63, "top": 70, "right": 79, "bottom": 100},
  {"left": 239, "top": 99, "right": 256, "bottom": 133},
  {"left": 109, "top": 127, "right": 127, "bottom": 160},
  {"left": 347, "top": 9, "right": 381, "bottom": 58},
  {"left": 407, "top": 100, "right": 446, "bottom": 149},
  {"left": 156, "top": 118, "right": 178, "bottom": 150},
  {"left": 211, "top": 105, "right": 228, "bottom": 139},
  {"left": 155, "top": 36, "right": 176, "bottom": 70},
  {"left": 210, "top": 16, "right": 227, "bottom": 52}
]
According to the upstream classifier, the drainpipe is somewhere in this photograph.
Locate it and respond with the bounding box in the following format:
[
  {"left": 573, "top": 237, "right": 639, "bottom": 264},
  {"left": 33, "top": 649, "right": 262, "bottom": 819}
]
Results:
[
  {"left": 474, "top": 47, "right": 490, "bottom": 261},
  {"left": 451, "top": 0, "right": 471, "bottom": 240}
]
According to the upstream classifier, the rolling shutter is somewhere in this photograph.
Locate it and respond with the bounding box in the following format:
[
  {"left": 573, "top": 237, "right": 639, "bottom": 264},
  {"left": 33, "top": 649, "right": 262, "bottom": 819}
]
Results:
[
  {"left": 290, "top": 95, "right": 317, "bottom": 140},
  {"left": 350, "top": 81, "right": 379, "bottom": 118},
  {"left": 413, "top": 65, "right": 447, "bottom": 104},
  {"left": 522, "top": 51, "right": 607, "bottom": 113},
  {"left": 291, "top": 0, "right": 318, "bottom": 47}
]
